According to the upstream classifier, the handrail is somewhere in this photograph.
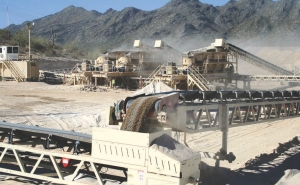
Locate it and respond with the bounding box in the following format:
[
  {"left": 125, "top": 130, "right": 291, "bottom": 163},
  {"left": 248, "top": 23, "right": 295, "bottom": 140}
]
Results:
[
  {"left": 187, "top": 66, "right": 211, "bottom": 91},
  {"left": 142, "top": 65, "right": 164, "bottom": 87}
]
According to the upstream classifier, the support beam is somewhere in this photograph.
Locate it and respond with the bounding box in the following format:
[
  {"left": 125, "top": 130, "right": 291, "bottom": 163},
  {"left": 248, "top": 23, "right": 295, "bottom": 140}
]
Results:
[
  {"left": 49, "top": 155, "right": 63, "bottom": 180},
  {"left": 90, "top": 161, "right": 104, "bottom": 185},
  {"left": 30, "top": 154, "right": 44, "bottom": 174},
  {"left": 219, "top": 104, "right": 229, "bottom": 156}
]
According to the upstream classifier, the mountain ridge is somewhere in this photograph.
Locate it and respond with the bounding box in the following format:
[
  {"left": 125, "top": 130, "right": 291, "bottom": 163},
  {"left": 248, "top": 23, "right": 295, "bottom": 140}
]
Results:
[{"left": 7, "top": 0, "right": 300, "bottom": 50}]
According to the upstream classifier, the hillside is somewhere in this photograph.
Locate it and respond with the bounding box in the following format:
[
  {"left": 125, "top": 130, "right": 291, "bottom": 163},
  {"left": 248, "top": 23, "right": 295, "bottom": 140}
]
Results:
[{"left": 7, "top": 0, "right": 300, "bottom": 51}]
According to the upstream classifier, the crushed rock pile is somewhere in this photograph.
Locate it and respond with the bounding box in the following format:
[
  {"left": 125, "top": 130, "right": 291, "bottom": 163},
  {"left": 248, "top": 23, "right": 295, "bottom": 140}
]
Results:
[
  {"left": 133, "top": 82, "right": 174, "bottom": 95},
  {"left": 79, "top": 85, "right": 108, "bottom": 92},
  {"left": 150, "top": 134, "right": 199, "bottom": 161}
]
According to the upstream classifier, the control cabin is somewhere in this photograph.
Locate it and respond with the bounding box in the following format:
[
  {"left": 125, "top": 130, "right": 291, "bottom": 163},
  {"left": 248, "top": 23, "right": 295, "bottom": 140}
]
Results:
[{"left": 0, "top": 46, "right": 40, "bottom": 81}]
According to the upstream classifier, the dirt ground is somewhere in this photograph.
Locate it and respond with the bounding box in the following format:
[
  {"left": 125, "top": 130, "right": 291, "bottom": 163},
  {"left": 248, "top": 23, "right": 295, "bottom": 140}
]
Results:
[
  {"left": 0, "top": 82, "right": 133, "bottom": 134},
  {"left": 0, "top": 81, "right": 300, "bottom": 184}
]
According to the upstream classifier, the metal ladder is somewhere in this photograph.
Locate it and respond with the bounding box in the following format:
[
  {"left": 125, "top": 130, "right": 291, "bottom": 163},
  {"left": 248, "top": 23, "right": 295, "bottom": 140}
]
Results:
[
  {"left": 3, "top": 59, "right": 26, "bottom": 82},
  {"left": 64, "top": 76, "right": 75, "bottom": 85},
  {"left": 187, "top": 66, "right": 212, "bottom": 91},
  {"left": 142, "top": 65, "right": 164, "bottom": 87},
  {"left": 63, "top": 63, "right": 79, "bottom": 86}
]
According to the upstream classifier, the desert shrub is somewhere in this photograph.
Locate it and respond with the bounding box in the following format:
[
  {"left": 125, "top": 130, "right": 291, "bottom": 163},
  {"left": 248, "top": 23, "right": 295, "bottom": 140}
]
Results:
[
  {"left": 0, "top": 29, "right": 12, "bottom": 44},
  {"left": 31, "top": 36, "right": 49, "bottom": 52}
]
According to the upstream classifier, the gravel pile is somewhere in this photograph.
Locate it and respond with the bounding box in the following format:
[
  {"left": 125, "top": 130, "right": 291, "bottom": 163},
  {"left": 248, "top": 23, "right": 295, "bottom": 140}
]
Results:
[
  {"left": 134, "top": 82, "right": 174, "bottom": 95},
  {"left": 79, "top": 85, "right": 108, "bottom": 92},
  {"left": 150, "top": 134, "right": 199, "bottom": 161}
]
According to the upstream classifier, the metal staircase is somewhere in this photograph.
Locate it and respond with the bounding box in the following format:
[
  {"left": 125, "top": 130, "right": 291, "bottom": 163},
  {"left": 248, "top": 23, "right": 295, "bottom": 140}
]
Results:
[
  {"left": 187, "top": 66, "right": 213, "bottom": 91},
  {"left": 3, "top": 60, "right": 25, "bottom": 82},
  {"left": 142, "top": 65, "right": 164, "bottom": 87},
  {"left": 63, "top": 64, "right": 79, "bottom": 86},
  {"left": 64, "top": 76, "right": 75, "bottom": 85},
  {"left": 227, "top": 43, "right": 293, "bottom": 75}
]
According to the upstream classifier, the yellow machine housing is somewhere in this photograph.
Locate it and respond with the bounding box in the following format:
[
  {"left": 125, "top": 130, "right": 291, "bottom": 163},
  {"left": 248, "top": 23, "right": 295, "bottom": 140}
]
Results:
[
  {"left": 116, "top": 56, "right": 134, "bottom": 72},
  {"left": 182, "top": 58, "right": 195, "bottom": 67},
  {"left": 103, "top": 61, "right": 113, "bottom": 72},
  {"left": 95, "top": 56, "right": 108, "bottom": 66}
]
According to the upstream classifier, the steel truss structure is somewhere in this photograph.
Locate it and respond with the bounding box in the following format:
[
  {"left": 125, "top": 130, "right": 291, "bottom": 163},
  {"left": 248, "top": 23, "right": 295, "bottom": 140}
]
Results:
[
  {"left": 164, "top": 90, "right": 300, "bottom": 161},
  {"left": 0, "top": 143, "right": 122, "bottom": 185},
  {"left": 237, "top": 75, "right": 300, "bottom": 82}
]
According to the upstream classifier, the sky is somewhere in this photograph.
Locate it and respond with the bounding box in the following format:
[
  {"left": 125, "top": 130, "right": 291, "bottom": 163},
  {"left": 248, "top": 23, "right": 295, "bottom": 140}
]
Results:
[{"left": 0, "top": 0, "right": 229, "bottom": 29}]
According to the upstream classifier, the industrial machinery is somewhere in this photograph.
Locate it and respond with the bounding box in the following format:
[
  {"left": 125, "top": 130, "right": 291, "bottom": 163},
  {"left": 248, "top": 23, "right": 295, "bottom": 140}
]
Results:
[
  {"left": 39, "top": 71, "right": 63, "bottom": 84},
  {"left": 182, "top": 39, "right": 235, "bottom": 75},
  {"left": 111, "top": 89, "right": 300, "bottom": 164},
  {"left": 81, "top": 60, "right": 92, "bottom": 71},
  {"left": 65, "top": 39, "right": 182, "bottom": 88},
  {"left": 181, "top": 38, "right": 292, "bottom": 77},
  {"left": 142, "top": 39, "right": 236, "bottom": 90},
  {"left": 94, "top": 56, "right": 110, "bottom": 72},
  {"left": 102, "top": 60, "right": 113, "bottom": 73},
  {"left": 143, "top": 38, "right": 297, "bottom": 91},
  {"left": 164, "top": 62, "right": 178, "bottom": 75},
  {"left": 0, "top": 121, "right": 201, "bottom": 185},
  {"left": 132, "top": 39, "right": 158, "bottom": 71},
  {"left": 94, "top": 56, "right": 104, "bottom": 71},
  {"left": 96, "top": 51, "right": 135, "bottom": 72},
  {"left": 115, "top": 54, "right": 134, "bottom": 72},
  {"left": 2, "top": 89, "right": 300, "bottom": 184},
  {"left": 63, "top": 38, "right": 300, "bottom": 90}
]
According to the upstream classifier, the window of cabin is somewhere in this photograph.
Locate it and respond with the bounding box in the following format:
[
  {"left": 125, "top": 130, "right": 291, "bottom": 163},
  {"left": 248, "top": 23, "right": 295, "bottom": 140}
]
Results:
[
  {"left": 13, "top": 47, "right": 18, "bottom": 53},
  {"left": 7, "top": 47, "right": 12, "bottom": 53},
  {"left": 0, "top": 48, "right": 2, "bottom": 53}
]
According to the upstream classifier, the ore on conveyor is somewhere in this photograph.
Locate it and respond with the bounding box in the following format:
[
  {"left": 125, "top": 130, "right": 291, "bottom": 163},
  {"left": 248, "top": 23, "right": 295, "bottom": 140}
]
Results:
[
  {"left": 121, "top": 96, "right": 159, "bottom": 132},
  {"left": 150, "top": 134, "right": 199, "bottom": 161}
]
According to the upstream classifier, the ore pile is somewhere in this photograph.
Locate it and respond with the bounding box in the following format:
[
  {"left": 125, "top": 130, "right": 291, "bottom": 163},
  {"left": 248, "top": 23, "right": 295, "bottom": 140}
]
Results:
[
  {"left": 134, "top": 82, "right": 174, "bottom": 95},
  {"left": 79, "top": 85, "right": 108, "bottom": 92},
  {"left": 150, "top": 134, "right": 199, "bottom": 161}
]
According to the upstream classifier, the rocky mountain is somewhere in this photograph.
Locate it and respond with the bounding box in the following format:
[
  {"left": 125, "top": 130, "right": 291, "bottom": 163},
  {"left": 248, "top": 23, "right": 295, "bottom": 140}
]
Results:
[{"left": 8, "top": 0, "right": 300, "bottom": 50}]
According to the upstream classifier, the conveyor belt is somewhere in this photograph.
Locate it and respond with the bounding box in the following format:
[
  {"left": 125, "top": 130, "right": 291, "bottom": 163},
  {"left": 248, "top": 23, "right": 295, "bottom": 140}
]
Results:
[
  {"left": 167, "top": 90, "right": 300, "bottom": 102},
  {"left": 121, "top": 96, "right": 159, "bottom": 132},
  {"left": 241, "top": 75, "right": 300, "bottom": 82},
  {"left": 0, "top": 121, "right": 92, "bottom": 153},
  {"left": 227, "top": 43, "right": 293, "bottom": 75}
]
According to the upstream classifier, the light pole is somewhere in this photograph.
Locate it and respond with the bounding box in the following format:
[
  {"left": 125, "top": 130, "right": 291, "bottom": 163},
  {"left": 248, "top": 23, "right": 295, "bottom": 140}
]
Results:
[
  {"left": 27, "top": 22, "right": 34, "bottom": 60},
  {"left": 27, "top": 22, "right": 34, "bottom": 81}
]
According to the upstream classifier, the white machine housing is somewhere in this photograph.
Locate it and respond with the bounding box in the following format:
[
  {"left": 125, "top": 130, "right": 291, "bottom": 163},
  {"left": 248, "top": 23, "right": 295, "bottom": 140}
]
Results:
[
  {"left": 212, "top": 39, "right": 228, "bottom": 48},
  {"left": 92, "top": 128, "right": 201, "bottom": 185}
]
